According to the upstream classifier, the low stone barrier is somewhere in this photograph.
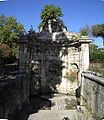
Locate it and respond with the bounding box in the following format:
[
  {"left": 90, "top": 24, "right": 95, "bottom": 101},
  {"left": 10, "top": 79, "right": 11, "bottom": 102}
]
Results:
[
  {"left": 81, "top": 72, "right": 104, "bottom": 119},
  {"left": 0, "top": 73, "right": 29, "bottom": 119}
]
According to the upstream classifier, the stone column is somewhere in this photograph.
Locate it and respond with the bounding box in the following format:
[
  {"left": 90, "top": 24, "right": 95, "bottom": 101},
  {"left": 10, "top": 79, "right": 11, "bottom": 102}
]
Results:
[
  {"left": 81, "top": 43, "right": 90, "bottom": 71},
  {"left": 79, "top": 36, "right": 92, "bottom": 71}
]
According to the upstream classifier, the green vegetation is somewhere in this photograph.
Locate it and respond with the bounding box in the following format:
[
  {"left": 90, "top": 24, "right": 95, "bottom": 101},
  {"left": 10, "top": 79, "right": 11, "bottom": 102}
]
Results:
[
  {"left": 89, "top": 44, "right": 104, "bottom": 62},
  {"left": 92, "top": 24, "right": 104, "bottom": 45},
  {"left": 0, "top": 43, "right": 11, "bottom": 58},
  {"left": 39, "top": 4, "right": 64, "bottom": 30},
  {"left": 89, "top": 67, "right": 104, "bottom": 78},
  {"left": 0, "top": 15, "right": 25, "bottom": 63},
  {"left": 80, "top": 26, "right": 91, "bottom": 36},
  {"left": 80, "top": 24, "right": 104, "bottom": 45},
  {"left": 40, "top": 4, "right": 63, "bottom": 21},
  {"left": 80, "top": 24, "right": 104, "bottom": 77},
  {"left": 89, "top": 44, "right": 104, "bottom": 77},
  {"left": 64, "top": 71, "right": 77, "bottom": 83}
]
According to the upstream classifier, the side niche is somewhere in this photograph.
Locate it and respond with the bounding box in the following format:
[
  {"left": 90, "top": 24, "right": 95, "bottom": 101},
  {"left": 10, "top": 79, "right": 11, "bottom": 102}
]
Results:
[{"left": 65, "top": 63, "right": 79, "bottom": 83}]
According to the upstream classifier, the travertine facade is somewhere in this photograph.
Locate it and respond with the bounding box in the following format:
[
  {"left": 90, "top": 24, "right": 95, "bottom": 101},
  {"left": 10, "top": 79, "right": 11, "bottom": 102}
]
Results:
[{"left": 19, "top": 20, "right": 91, "bottom": 95}]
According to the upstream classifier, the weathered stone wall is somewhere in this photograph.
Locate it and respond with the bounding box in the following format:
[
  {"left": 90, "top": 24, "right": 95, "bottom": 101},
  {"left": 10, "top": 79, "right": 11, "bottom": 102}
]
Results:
[
  {"left": 0, "top": 73, "right": 29, "bottom": 119},
  {"left": 81, "top": 72, "right": 104, "bottom": 119},
  {"left": 19, "top": 39, "right": 28, "bottom": 72},
  {"left": 19, "top": 32, "right": 91, "bottom": 95},
  {"left": 57, "top": 46, "right": 80, "bottom": 94}
]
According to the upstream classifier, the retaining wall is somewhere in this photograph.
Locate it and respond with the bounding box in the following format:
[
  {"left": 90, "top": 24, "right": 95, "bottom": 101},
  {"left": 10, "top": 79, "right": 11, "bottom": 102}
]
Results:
[
  {"left": 0, "top": 73, "right": 29, "bottom": 119},
  {"left": 81, "top": 72, "right": 104, "bottom": 119}
]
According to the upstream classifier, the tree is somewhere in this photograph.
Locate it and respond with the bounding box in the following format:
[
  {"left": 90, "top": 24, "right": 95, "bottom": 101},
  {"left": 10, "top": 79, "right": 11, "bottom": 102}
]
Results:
[
  {"left": 0, "top": 43, "right": 15, "bottom": 64},
  {"left": 80, "top": 26, "right": 92, "bottom": 36},
  {"left": 0, "top": 15, "right": 25, "bottom": 60},
  {"left": 39, "top": 4, "right": 64, "bottom": 30},
  {"left": 92, "top": 24, "right": 104, "bottom": 45},
  {"left": 40, "top": 4, "right": 63, "bottom": 21},
  {"left": 0, "top": 43, "right": 11, "bottom": 58},
  {"left": 80, "top": 27, "right": 88, "bottom": 36},
  {"left": 89, "top": 43, "right": 104, "bottom": 62}
]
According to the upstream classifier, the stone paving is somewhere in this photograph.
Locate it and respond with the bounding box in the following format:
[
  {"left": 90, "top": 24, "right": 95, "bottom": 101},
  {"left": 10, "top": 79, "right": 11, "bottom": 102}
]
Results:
[
  {"left": 50, "top": 93, "right": 77, "bottom": 110},
  {"left": 28, "top": 110, "right": 81, "bottom": 120},
  {"left": 12, "top": 93, "right": 95, "bottom": 120},
  {"left": 28, "top": 93, "right": 94, "bottom": 120}
]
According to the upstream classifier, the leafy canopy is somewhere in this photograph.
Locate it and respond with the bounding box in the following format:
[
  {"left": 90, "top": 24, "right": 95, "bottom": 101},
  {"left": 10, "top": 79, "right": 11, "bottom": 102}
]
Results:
[
  {"left": 39, "top": 5, "right": 63, "bottom": 30},
  {"left": 89, "top": 44, "right": 104, "bottom": 62},
  {"left": 0, "top": 15, "right": 25, "bottom": 61},
  {"left": 92, "top": 24, "right": 104, "bottom": 38},
  {"left": 92, "top": 24, "right": 104, "bottom": 45},
  {"left": 40, "top": 4, "right": 63, "bottom": 21},
  {"left": 80, "top": 26, "right": 92, "bottom": 36},
  {"left": 80, "top": 27, "right": 88, "bottom": 36},
  {"left": 0, "top": 15, "right": 25, "bottom": 45},
  {"left": 0, "top": 43, "right": 11, "bottom": 58}
]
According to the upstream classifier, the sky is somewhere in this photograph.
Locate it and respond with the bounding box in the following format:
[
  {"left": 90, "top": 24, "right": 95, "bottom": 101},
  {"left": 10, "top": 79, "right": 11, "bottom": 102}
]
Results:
[{"left": 0, "top": 0, "right": 104, "bottom": 47}]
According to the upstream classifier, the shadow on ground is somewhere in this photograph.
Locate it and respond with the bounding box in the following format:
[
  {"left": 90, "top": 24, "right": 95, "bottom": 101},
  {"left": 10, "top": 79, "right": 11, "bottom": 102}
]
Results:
[{"left": 12, "top": 95, "right": 51, "bottom": 120}]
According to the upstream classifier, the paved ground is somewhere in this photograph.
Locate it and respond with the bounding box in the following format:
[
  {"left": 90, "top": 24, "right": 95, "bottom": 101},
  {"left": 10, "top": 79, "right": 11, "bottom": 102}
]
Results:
[
  {"left": 28, "top": 110, "right": 81, "bottom": 120},
  {"left": 49, "top": 93, "right": 77, "bottom": 110},
  {"left": 28, "top": 93, "right": 78, "bottom": 120},
  {"left": 27, "top": 94, "right": 94, "bottom": 120},
  {"left": 13, "top": 93, "right": 94, "bottom": 120}
]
